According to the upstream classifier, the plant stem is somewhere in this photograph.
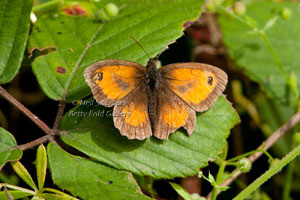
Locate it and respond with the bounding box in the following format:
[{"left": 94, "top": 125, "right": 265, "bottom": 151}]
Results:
[
  {"left": 211, "top": 162, "right": 226, "bottom": 200},
  {"left": 226, "top": 148, "right": 266, "bottom": 163},
  {"left": 0, "top": 86, "right": 52, "bottom": 135},
  {"left": 0, "top": 183, "right": 35, "bottom": 195},
  {"left": 282, "top": 151, "right": 295, "bottom": 200},
  {"left": 217, "top": 6, "right": 254, "bottom": 28},
  {"left": 282, "top": 128, "right": 298, "bottom": 199},
  {"left": 257, "top": 31, "right": 289, "bottom": 83},
  {"left": 233, "top": 144, "right": 300, "bottom": 200},
  {"left": 18, "top": 136, "right": 50, "bottom": 151}
]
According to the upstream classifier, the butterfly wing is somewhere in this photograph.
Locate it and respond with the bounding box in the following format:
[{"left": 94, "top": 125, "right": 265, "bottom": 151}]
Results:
[
  {"left": 84, "top": 60, "right": 146, "bottom": 106},
  {"left": 154, "top": 83, "right": 196, "bottom": 139},
  {"left": 84, "top": 60, "right": 152, "bottom": 140},
  {"left": 113, "top": 83, "right": 152, "bottom": 140},
  {"left": 159, "top": 63, "right": 227, "bottom": 112}
]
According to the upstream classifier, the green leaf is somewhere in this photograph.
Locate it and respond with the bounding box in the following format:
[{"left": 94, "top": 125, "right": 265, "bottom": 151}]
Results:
[
  {"left": 47, "top": 143, "right": 152, "bottom": 200},
  {"left": 0, "top": 190, "right": 32, "bottom": 200},
  {"left": 11, "top": 161, "right": 38, "bottom": 191},
  {"left": 0, "top": 128, "right": 22, "bottom": 169},
  {"left": 40, "top": 193, "right": 77, "bottom": 200},
  {"left": 36, "top": 144, "right": 47, "bottom": 190},
  {"left": 169, "top": 182, "right": 193, "bottom": 200},
  {"left": 60, "top": 96, "right": 239, "bottom": 178},
  {"left": 208, "top": 172, "right": 215, "bottom": 184},
  {"left": 28, "top": 0, "right": 204, "bottom": 101},
  {"left": 43, "top": 188, "right": 79, "bottom": 200},
  {"left": 218, "top": 1, "right": 300, "bottom": 104},
  {"left": 0, "top": 0, "right": 32, "bottom": 83}
]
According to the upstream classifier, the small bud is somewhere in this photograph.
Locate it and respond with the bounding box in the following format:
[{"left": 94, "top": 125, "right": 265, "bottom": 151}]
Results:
[
  {"left": 237, "top": 158, "right": 251, "bottom": 173},
  {"left": 98, "top": 9, "right": 110, "bottom": 21},
  {"left": 270, "top": 158, "right": 280, "bottom": 168},
  {"left": 198, "top": 171, "right": 203, "bottom": 178},
  {"left": 281, "top": 7, "right": 292, "bottom": 20},
  {"left": 105, "top": 3, "right": 119, "bottom": 17},
  {"left": 206, "top": 0, "right": 221, "bottom": 12},
  {"left": 233, "top": 2, "right": 246, "bottom": 16}
]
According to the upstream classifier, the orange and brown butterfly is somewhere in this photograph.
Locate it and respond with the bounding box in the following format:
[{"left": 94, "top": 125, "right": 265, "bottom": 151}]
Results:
[{"left": 84, "top": 46, "right": 227, "bottom": 140}]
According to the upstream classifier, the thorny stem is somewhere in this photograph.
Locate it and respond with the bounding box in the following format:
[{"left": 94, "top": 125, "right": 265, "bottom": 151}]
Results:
[
  {"left": 226, "top": 147, "right": 273, "bottom": 163},
  {"left": 282, "top": 140, "right": 296, "bottom": 200},
  {"left": 282, "top": 124, "right": 299, "bottom": 199},
  {"left": 0, "top": 23, "right": 104, "bottom": 152},
  {"left": 4, "top": 186, "right": 13, "bottom": 200},
  {"left": 0, "top": 86, "right": 52, "bottom": 135},
  {"left": 0, "top": 135, "right": 50, "bottom": 153},
  {"left": 18, "top": 136, "right": 50, "bottom": 151}
]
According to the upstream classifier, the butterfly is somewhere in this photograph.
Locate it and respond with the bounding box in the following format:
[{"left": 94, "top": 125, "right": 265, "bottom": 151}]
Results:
[
  {"left": 84, "top": 56, "right": 227, "bottom": 140},
  {"left": 84, "top": 55, "right": 227, "bottom": 140}
]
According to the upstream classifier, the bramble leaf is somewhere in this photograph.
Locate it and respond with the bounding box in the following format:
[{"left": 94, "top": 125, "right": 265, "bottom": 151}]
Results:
[
  {"left": 60, "top": 96, "right": 239, "bottom": 178},
  {"left": 47, "top": 143, "right": 152, "bottom": 200},
  {"left": 0, "top": 0, "right": 32, "bottom": 83},
  {"left": 0, "top": 128, "right": 22, "bottom": 169}
]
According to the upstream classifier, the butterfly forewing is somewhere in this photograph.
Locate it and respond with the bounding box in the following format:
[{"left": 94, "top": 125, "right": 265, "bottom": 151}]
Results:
[
  {"left": 159, "top": 63, "right": 227, "bottom": 112},
  {"left": 84, "top": 60, "right": 146, "bottom": 106}
]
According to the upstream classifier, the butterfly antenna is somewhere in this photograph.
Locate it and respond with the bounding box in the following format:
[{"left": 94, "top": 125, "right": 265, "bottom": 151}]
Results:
[{"left": 130, "top": 36, "right": 151, "bottom": 59}]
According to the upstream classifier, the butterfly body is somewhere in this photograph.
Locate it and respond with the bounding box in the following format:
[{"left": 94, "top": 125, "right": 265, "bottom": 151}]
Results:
[{"left": 84, "top": 59, "right": 227, "bottom": 140}]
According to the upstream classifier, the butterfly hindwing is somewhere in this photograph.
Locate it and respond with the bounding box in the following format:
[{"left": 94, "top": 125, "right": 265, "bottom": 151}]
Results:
[
  {"left": 154, "top": 82, "right": 196, "bottom": 139},
  {"left": 159, "top": 63, "right": 227, "bottom": 112},
  {"left": 84, "top": 60, "right": 146, "bottom": 106},
  {"left": 113, "top": 83, "right": 152, "bottom": 140}
]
